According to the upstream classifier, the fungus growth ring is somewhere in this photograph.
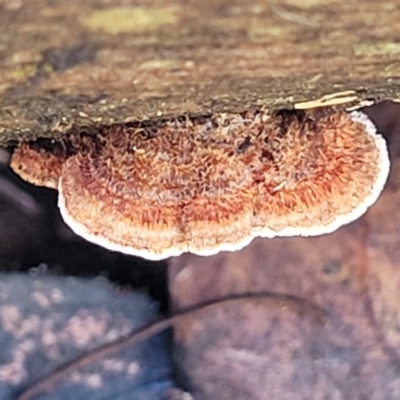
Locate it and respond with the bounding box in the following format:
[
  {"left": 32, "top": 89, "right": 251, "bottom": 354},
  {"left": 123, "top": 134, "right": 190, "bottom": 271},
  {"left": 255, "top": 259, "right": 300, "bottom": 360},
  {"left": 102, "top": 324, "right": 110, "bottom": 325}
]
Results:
[{"left": 11, "top": 107, "right": 390, "bottom": 260}]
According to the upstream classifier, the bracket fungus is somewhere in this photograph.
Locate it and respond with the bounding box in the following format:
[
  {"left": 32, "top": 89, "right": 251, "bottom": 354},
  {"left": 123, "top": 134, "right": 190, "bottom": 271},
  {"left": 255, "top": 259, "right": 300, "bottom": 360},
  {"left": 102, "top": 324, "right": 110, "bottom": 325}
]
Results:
[{"left": 10, "top": 107, "right": 389, "bottom": 260}]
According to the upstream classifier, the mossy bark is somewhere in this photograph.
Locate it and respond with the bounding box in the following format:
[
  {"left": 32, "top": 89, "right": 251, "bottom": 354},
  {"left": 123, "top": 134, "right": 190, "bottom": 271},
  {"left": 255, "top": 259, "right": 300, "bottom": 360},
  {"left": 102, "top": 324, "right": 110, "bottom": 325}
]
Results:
[{"left": 1, "top": 0, "right": 400, "bottom": 144}]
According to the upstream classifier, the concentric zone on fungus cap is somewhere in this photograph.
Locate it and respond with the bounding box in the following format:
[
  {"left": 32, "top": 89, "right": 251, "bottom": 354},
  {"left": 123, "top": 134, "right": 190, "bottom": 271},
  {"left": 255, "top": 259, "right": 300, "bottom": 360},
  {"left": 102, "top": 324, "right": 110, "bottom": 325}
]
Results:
[{"left": 10, "top": 107, "right": 390, "bottom": 260}]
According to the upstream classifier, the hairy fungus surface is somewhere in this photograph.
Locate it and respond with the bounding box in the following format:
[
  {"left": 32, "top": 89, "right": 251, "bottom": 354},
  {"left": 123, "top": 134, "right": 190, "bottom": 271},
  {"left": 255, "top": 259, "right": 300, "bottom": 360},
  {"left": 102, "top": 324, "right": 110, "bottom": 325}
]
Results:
[
  {"left": 10, "top": 108, "right": 389, "bottom": 260},
  {"left": 11, "top": 140, "right": 66, "bottom": 189}
]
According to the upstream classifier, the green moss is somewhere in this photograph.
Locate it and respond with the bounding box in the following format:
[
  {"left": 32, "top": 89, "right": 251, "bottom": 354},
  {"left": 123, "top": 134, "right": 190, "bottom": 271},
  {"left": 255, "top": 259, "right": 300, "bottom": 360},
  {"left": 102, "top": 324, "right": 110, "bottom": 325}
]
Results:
[
  {"left": 81, "top": 6, "right": 179, "bottom": 34},
  {"left": 7, "top": 64, "right": 38, "bottom": 82},
  {"left": 354, "top": 41, "right": 400, "bottom": 57}
]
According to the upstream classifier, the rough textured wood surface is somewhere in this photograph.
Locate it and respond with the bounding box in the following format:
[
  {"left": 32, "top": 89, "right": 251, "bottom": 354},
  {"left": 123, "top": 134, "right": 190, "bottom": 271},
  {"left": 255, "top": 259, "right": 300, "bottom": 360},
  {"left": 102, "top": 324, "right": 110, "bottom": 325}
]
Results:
[
  {"left": 1, "top": 0, "right": 400, "bottom": 144},
  {"left": 168, "top": 102, "right": 400, "bottom": 399}
]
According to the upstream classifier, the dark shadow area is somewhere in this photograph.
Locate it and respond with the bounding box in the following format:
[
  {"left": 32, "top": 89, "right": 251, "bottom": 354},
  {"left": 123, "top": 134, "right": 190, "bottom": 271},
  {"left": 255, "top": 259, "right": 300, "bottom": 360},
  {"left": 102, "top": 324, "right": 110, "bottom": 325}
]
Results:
[{"left": 0, "top": 161, "right": 169, "bottom": 313}]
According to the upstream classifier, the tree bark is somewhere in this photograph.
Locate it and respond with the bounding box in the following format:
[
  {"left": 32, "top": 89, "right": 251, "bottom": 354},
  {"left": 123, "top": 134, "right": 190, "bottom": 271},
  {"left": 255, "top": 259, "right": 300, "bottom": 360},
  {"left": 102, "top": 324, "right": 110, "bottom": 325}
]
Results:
[{"left": 1, "top": 0, "right": 400, "bottom": 144}]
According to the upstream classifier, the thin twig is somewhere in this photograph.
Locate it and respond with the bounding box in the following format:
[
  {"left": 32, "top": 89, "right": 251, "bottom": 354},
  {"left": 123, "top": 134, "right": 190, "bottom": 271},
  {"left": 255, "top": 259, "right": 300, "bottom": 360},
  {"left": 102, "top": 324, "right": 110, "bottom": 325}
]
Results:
[{"left": 18, "top": 291, "right": 326, "bottom": 400}]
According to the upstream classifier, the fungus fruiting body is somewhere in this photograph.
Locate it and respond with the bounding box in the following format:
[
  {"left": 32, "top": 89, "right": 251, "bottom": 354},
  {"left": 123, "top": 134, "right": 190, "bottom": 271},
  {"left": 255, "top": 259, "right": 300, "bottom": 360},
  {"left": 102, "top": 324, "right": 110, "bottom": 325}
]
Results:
[{"left": 10, "top": 108, "right": 390, "bottom": 260}]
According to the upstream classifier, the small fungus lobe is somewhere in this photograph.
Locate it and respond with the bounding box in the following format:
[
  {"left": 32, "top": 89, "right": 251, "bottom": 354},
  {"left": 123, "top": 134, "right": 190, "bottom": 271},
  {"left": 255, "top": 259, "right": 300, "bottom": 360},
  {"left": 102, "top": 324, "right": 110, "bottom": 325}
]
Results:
[{"left": 11, "top": 107, "right": 390, "bottom": 260}]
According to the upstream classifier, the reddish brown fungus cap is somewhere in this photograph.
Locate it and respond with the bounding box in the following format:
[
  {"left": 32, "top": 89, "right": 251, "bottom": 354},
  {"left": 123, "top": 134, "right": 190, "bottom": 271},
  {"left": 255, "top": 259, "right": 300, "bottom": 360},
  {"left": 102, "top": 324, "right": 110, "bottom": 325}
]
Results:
[
  {"left": 11, "top": 108, "right": 390, "bottom": 260},
  {"left": 11, "top": 141, "right": 65, "bottom": 189}
]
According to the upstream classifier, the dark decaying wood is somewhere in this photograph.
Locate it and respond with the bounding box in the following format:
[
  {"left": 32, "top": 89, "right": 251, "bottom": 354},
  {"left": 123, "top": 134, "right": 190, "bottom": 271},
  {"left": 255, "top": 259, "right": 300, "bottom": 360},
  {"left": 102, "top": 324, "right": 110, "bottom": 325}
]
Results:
[{"left": 1, "top": 0, "right": 400, "bottom": 144}]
